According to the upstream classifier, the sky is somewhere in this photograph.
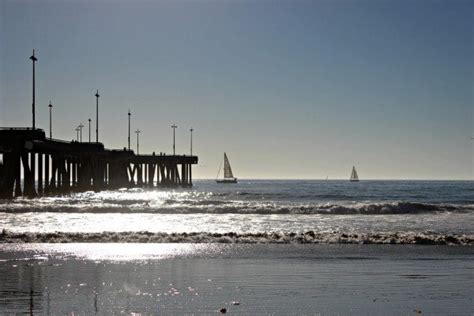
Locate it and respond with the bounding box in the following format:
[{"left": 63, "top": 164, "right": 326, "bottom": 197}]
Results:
[{"left": 0, "top": 0, "right": 472, "bottom": 180}]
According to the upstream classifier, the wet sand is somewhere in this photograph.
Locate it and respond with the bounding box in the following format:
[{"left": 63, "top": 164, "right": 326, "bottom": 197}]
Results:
[{"left": 0, "top": 244, "right": 473, "bottom": 315}]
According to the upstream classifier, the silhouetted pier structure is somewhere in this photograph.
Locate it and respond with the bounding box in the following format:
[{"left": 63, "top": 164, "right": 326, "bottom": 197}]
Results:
[{"left": 0, "top": 128, "right": 197, "bottom": 198}]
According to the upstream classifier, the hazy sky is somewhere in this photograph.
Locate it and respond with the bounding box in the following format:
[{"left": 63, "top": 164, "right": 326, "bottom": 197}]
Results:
[{"left": 1, "top": 0, "right": 472, "bottom": 180}]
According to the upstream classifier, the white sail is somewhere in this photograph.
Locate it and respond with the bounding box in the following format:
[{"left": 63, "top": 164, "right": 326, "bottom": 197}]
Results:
[
  {"left": 223, "top": 152, "right": 234, "bottom": 179},
  {"left": 216, "top": 152, "right": 237, "bottom": 183},
  {"left": 350, "top": 166, "right": 359, "bottom": 182}
]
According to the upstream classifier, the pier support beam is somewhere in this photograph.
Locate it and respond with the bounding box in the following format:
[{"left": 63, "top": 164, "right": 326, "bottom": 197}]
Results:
[
  {"left": 44, "top": 154, "right": 50, "bottom": 193},
  {"left": 181, "top": 164, "right": 186, "bottom": 186},
  {"left": 38, "top": 153, "right": 43, "bottom": 194},
  {"left": 189, "top": 164, "right": 193, "bottom": 185},
  {"left": 21, "top": 152, "right": 36, "bottom": 197},
  {"left": 50, "top": 156, "right": 57, "bottom": 190},
  {"left": 0, "top": 153, "right": 18, "bottom": 198},
  {"left": 30, "top": 152, "right": 35, "bottom": 195}
]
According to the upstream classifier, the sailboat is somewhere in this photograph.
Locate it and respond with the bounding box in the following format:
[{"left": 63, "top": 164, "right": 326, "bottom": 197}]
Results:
[
  {"left": 350, "top": 166, "right": 359, "bottom": 182},
  {"left": 216, "top": 152, "right": 238, "bottom": 183}
]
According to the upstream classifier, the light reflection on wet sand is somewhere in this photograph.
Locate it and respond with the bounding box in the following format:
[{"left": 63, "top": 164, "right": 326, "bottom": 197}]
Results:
[
  {"left": 1, "top": 243, "right": 221, "bottom": 261},
  {"left": 0, "top": 244, "right": 473, "bottom": 315}
]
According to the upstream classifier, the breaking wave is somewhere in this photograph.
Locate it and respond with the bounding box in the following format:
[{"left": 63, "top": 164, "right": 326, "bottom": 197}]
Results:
[
  {"left": 0, "top": 230, "right": 472, "bottom": 245},
  {"left": 0, "top": 201, "right": 471, "bottom": 215}
]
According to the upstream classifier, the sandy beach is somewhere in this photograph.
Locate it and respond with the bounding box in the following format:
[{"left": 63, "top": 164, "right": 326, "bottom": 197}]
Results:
[{"left": 1, "top": 243, "right": 473, "bottom": 315}]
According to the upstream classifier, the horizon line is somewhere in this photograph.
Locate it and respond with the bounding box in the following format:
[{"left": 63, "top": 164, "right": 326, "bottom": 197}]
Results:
[{"left": 193, "top": 178, "right": 473, "bottom": 181}]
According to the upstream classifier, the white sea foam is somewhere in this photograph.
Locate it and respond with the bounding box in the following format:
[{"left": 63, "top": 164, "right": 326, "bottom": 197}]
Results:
[
  {"left": 1, "top": 201, "right": 470, "bottom": 215},
  {"left": 0, "top": 230, "right": 472, "bottom": 245}
]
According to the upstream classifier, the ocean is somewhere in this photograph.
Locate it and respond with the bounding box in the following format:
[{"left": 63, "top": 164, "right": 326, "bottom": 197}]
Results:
[
  {"left": 0, "top": 180, "right": 473, "bottom": 314},
  {"left": 1, "top": 180, "right": 473, "bottom": 244}
]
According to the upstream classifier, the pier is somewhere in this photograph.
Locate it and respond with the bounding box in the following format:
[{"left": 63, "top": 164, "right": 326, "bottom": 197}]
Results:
[
  {"left": 0, "top": 128, "right": 197, "bottom": 199},
  {"left": 0, "top": 50, "right": 198, "bottom": 199}
]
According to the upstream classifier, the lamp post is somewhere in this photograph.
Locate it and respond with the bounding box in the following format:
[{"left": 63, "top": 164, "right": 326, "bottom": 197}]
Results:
[
  {"left": 171, "top": 124, "right": 177, "bottom": 155},
  {"left": 95, "top": 90, "right": 100, "bottom": 142},
  {"left": 135, "top": 129, "right": 141, "bottom": 155},
  {"left": 78, "top": 123, "right": 84, "bottom": 142},
  {"left": 190, "top": 128, "right": 193, "bottom": 155},
  {"left": 75, "top": 127, "right": 80, "bottom": 141},
  {"left": 48, "top": 101, "right": 53, "bottom": 139},
  {"left": 88, "top": 118, "right": 91, "bottom": 143},
  {"left": 128, "top": 110, "right": 131, "bottom": 150},
  {"left": 30, "top": 50, "right": 38, "bottom": 129}
]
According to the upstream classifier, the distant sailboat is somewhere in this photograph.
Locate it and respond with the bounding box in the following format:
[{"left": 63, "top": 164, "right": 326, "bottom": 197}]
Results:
[
  {"left": 216, "top": 152, "right": 238, "bottom": 183},
  {"left": 350, "top": 166, "right": 359, "bottom": 182}
]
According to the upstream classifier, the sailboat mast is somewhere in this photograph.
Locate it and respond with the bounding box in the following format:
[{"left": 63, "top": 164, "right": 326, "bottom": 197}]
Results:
[{"left": 216, "top": 155, "right": 224, "bottom": 179}]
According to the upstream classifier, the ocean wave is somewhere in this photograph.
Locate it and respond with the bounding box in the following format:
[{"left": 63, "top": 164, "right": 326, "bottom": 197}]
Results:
[
  {"left": 0, "top": 230, "right": 471, "bottom": 245},
  {"left": 233, "top": 192, "right": 356, "bottom": 200},
  {"left": 0, "top": 201, "right": 470, "bottom": 215}
]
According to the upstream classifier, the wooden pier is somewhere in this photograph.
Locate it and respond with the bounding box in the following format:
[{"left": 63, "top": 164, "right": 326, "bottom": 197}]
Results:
[{"left": 0, "top": 128, "right": 198, "bottom": 199}]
